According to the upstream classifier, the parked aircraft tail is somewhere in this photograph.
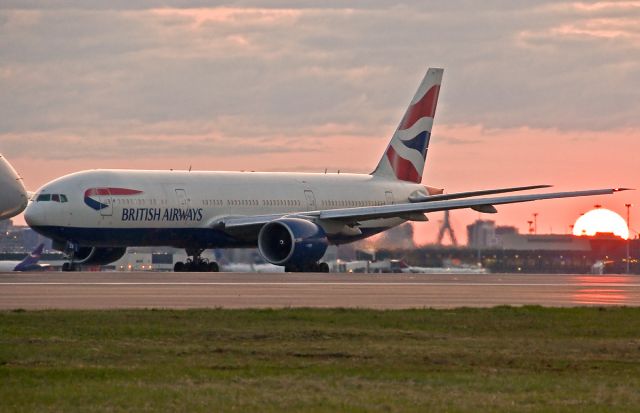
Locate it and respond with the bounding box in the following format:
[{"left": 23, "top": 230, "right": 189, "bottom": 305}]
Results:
[{"left": 14, "top": 243, "right": 45, "bottom": 272}]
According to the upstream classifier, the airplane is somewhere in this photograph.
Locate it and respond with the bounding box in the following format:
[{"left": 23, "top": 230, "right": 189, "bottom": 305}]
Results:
[
  {"left": 0, "top": 243, "right": 48, "bottom": 272},
  {"left": 221, "top": 262, "right": 284, "bottom": 273},
  {"left": 0, "top": 154, "right": 29, "bottom": 220},
  {"left": 22, "top": 67, "right": 628, "bottom": 272},
  {"left": 392, "top": 260, "right": 487, "bottom": 274}
]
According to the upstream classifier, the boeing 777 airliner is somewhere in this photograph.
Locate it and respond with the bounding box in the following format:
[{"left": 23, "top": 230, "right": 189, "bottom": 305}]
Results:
[{"left": 23, "top": 68, "right": 627, "bottom": 272}]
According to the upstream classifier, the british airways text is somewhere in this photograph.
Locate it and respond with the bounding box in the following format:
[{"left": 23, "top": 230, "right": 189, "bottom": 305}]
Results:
[{"left": 121, "top": 208, "right": 204, "bottom": 222}]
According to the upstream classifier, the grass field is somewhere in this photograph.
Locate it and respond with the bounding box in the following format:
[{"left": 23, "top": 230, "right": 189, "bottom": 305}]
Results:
[{"left": 1, "top": 307, "right": 640, "bottom": 412}]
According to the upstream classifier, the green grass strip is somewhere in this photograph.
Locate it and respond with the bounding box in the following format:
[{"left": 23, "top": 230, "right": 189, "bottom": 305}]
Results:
[{"left": 1, "top": 307, "right": 639, "bottom": 412}]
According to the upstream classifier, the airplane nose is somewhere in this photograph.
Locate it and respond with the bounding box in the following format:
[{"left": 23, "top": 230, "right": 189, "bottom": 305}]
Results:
[{"left": 24, "top": 202, "right": 43, "bottom": 227}]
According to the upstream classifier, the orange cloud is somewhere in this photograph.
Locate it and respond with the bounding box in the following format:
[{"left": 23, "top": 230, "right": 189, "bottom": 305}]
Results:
[{"left": 150, "top": 8, "right": 302, "bottom": 29}]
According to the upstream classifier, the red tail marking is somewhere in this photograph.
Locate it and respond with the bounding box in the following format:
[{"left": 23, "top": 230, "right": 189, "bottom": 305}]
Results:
[
  {"left": 386, "top": 146, "right": 421, "bottom": 183},
  {"left": 398, "top": 85, "right": 440, "bottom": 131}
]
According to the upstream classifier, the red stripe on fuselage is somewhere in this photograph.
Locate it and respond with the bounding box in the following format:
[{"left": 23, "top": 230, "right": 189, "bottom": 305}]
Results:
[
  {"left": 398, "top": 85, "right": 440, "bottom": 131},
  {"left": 84, "top": 188, "right": 143, "bottom": 197},
  {"left": 386, "top": 146, "right": 421, "bottom": 183}
]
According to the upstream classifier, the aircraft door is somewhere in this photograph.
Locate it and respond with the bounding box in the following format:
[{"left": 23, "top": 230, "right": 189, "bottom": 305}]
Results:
[
  {"left": 385, "top": 191, "right": 394, "bottom": 205},
  {"left": 304, "top": 190, "right": 317, "bottom": 211},
  {"left": 98, "top": 188, "right": 113, "bottom": 216},
  {"left": 175, "top": 189, "right": 189, "bottom": 207}
]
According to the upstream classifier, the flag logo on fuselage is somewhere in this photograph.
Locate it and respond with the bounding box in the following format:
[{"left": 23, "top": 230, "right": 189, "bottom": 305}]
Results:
[{"left": 84, "top": 187, "right": 143, "bottom": 211}]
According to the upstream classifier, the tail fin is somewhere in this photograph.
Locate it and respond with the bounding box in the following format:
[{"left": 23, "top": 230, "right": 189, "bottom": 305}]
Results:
[
  {"left": 14, "top": 243, "right": 44, "bottom": 271},
  {"left": 371, "top": 68, "right": 443, "bottom": 183}
]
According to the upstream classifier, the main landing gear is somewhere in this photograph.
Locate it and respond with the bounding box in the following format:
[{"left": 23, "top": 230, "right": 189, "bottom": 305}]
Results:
[
  {"left": 174, "top": 248, "right": 219, "bottom": 272},
  {"left": 284, "top": 262, "right": 330, "bottom": 273}
]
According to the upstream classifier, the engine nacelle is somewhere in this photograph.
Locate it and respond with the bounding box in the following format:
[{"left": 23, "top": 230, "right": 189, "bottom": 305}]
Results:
[
  {"left": 258, "top": 218, "right": 328, "bottom": 267},
  {"left": 74, "top": 247, "right": 127, "bottom": 265}
]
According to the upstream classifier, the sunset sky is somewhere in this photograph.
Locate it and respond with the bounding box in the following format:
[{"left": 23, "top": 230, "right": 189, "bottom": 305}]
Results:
[{"left": 1, "top": 1, "right": 638, "bottom": 244}]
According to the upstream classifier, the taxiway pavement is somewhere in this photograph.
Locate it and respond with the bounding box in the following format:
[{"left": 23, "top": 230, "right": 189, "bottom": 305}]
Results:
[{"left": 1, "top": 272, "right": 639, "bottom": 309}]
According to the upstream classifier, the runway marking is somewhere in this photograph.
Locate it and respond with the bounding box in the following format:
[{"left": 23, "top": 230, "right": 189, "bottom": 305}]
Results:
[{"left": 3, "top": 282, "right": 640, "bottom": 287}]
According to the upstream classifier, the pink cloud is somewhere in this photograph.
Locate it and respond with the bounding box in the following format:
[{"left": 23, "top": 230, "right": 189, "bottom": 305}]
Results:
[{"left": 149, "top": 8, "right": 302, "bottom": 28}]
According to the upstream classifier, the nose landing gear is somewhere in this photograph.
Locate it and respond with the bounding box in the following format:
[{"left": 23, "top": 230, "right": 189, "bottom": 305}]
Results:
[
  {"left": 61, "top": 241, "right": 79, "bottom": 272},
  {"left": 174, "top": 248, "right": 219, "bottom": 272}
]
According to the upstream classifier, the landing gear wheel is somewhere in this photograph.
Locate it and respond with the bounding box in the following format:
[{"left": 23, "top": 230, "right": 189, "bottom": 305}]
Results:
[
  {"left": 284, "top": 262, "right": 329, "bottom": 273},
  {"left": 284, "top": 264, "right": 298, "bottom": 273},
  {"left": 62, "top": 262, "right": 77, "bottom": 272},
  {"left": 175, "top": 249, "right": 219, "bottom": 272}
]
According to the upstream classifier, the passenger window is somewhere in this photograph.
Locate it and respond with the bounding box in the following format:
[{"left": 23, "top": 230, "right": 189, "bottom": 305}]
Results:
[{"left": 37, "top": 194, "right": 51, "bottom": 202}]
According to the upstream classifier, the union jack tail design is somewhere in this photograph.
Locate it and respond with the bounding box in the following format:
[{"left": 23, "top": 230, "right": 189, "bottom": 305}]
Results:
[{"left": 371, "top": 68, "right": 443, "bottom": 183}]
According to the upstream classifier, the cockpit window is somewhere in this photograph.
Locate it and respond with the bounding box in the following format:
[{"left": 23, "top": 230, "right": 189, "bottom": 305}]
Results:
[{"left": 36, "top": 193, "right": 68, "bottom": 202}]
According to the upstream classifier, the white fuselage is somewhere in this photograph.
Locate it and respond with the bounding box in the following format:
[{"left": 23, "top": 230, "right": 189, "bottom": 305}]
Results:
[
  {"left": 0, "top": 155, "right": 28, "bottom": 220},
  {"left": 0, "top": 261, "right": 20, "bottom": 272},
  {"left": 25, "top": 169, "right": 424, "bottom": 249}
]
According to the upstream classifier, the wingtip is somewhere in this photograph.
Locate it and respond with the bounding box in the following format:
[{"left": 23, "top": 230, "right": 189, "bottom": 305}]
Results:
[
  {"left": 527, "top": 184, "right": 553, "bottom": 190},
  {"left": 614, "top": 188, "right": 634, "bottom": 192}
]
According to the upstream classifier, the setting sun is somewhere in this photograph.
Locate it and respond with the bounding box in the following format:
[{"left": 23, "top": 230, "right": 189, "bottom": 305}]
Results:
[{"left": 572, "top": 208, "right": 629, "bottom": 239}]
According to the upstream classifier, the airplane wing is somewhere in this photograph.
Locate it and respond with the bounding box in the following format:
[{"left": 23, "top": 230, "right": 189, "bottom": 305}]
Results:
[
  {"left": 215, "top": 188, "right": 629, "bottom": 231},
  {"left": 408, "top": 184, "right": 551, "bottom": 202}
]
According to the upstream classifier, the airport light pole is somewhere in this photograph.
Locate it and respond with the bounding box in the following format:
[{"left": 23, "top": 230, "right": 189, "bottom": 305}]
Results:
[
  {"left": 626, "top": 204, "right": 632, "bottom": 274},
  {"left": 533, "top": 213, "right": 538, "bottom": 235}
]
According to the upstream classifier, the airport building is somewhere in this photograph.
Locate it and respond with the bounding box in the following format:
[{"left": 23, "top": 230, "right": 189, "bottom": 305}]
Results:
[
  {"left": 0, "top": 220, "right": 52, "bottom": 253},
  {"left": 369, "top": 220, "right": 638, "bottom": 274},
  {"left": 467, "top": 220, "right": 592, "bottom": 252}
]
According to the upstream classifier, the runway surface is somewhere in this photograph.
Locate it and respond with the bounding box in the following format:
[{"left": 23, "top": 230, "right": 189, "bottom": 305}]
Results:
[{"left": 2, "top": 272, "right": 640, "bottom": 309}]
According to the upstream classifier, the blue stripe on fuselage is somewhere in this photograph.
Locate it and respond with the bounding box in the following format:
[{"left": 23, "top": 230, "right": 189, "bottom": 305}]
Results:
[
  {"left": 30, "top": 226, "right": 246, "bottom": 249},
  {"left": 29, "top": 225, "right": 388, "bottom": 249},
  {"left": 84, "top": 197, "right": 108, "bottom": 211}
]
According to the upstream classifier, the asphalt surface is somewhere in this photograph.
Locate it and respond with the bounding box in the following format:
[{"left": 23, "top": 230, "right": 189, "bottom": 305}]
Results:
[{"left": 2, "top": 272, "right": 640, "bottom": 309}]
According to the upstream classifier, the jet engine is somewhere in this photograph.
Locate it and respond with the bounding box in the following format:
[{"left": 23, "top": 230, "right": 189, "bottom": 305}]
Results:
[
  {"left": 258, "top": 218, "right": 328, "bottom": 271},
  {"left": 73, "top": 247, "right": 127, "bottom": 265}
]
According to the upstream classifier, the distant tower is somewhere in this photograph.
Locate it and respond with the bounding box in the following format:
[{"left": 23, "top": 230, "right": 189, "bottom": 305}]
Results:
[{"left": 437, "top": 210, "right": 458, "bottom": 246}]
